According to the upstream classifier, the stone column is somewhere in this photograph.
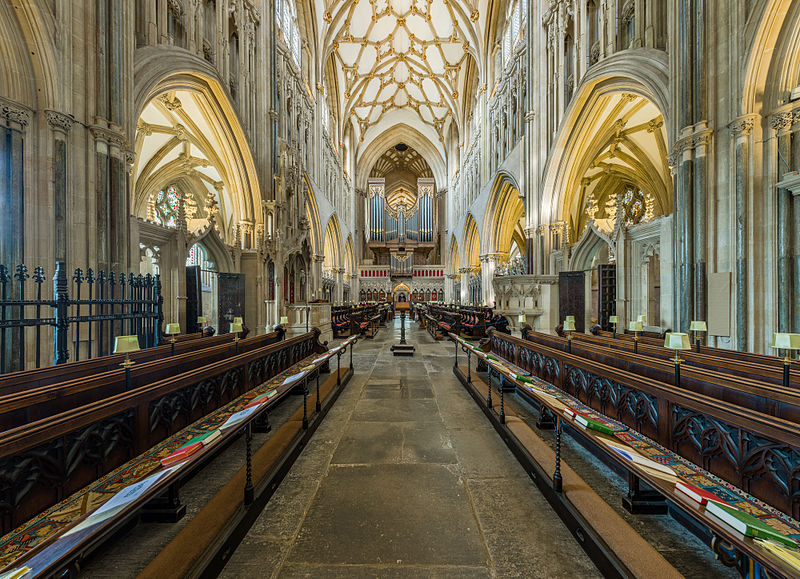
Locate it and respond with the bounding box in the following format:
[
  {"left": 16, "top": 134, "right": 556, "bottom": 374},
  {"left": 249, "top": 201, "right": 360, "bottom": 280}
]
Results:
[
  {"left": 0, "top": 102, "right": 30, "bottom": 269},
  {"left": 729, "top": 115, "right": 756, "bottom": 349},
  {"left": 692, "top": 126, "right": 712, "bottom": 326},
  {"left": 45, "top": 111, "right": 76, "bottom": 264},
  {"left": 335, "top": 267, "right": 345, "bottom": 303},
  {"left": 313, "top": 255, "right": 324, "bottom": 299},
  {"left": 772, "top": 112, "right": 795, "bottom": 332},
  {"left": 459, "top": 267, "right": 470, "bottom": 304}
]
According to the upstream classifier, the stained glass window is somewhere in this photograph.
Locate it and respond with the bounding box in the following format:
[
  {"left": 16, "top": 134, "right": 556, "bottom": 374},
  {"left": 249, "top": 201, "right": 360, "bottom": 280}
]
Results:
[
  {"left": 622, "top": 186, "right": 646, "bottom": 225},
  {"left": 153, "top": 185, "right": 180, "bottom": 228}
]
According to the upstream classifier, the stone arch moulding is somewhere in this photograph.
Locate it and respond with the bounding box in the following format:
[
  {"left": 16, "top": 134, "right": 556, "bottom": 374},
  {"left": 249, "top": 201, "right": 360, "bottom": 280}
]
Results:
[
  {"left": 354, "top": 123, "right": 447, "bottom": 192},
  {"left": 539, "top": 50, "right": 670, "bottom": 227},
  {"left": 304, "top": 175, "right": 323, "bottom": 256},
  {"left": 568, "top": 224, "right": 614, "bottom": 272},
  {"left": 482, "top": 171, "right": 524, "bottom": 256},
  {"left": 323, "top": 213, "right": 344, "bottom": 269},
  {"left": 0, "top": 1, "right": 60, "bottom": 110},
  {"left": 742, "top": 0, "right": 800, "bottom": 114},
  {"left": 191, "top": 225, "right": 235, "bottom": 273},
  {"left": 133, "top": 45, "right": 262, "bottom": 228}
]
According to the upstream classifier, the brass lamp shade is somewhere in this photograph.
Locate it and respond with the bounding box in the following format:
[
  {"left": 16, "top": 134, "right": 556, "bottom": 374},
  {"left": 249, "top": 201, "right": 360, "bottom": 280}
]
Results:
[
  {"left": 563, "top": 319, "right": 576, "bottom": 332},
  {"left": 664, "top": 332, "right": 691, "bottom": 351},
  {"left": 772, "top": 333, "right": 800, "bottom": 350},
  {"left": 518, "top": 314, "right": 525, "bottom": 323},
  {"left": 233, "top": 317, "right": 243, "bottom": 325},
  {"left": 280, "top": 316, "right": 289, "bottom": 325},
  {"left": 230, "top": 322, "right": 243, "bottom": 333},
  {"left": 114, "top": 335, "right": 140, "bottom": 354},
  {"left": 165, "top": 323, "right": 181, "bottom": 335},
  {"left": 628, "top": 321, "right": 643, "bottom": 332},
  {"left": 637, "top": 315, "right": 646, "bottom": 324},
  {"left": 565, "top": 315, "right": 575, "bottom": 323},
  {"left": 197, "top": 316, "right": 206, "bottom": 324},
  {"left": 689, "top": 321, "right": 707, "bottom": 332},
  {"left": 609, "top": 315, "right": 619, "bottom": 324}
]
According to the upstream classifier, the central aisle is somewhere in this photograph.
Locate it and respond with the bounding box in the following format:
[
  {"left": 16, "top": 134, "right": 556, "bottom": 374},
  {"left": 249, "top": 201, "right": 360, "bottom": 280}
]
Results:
[{"left": 222, "top": 317, "right": 600, "bottom": 577}]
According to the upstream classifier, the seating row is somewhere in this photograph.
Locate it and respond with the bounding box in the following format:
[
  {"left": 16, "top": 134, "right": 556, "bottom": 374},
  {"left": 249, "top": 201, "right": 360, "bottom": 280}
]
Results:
[
  {"left": 0, "top": 330, "right": 325, "bottom": 535},
  {"left": 0, "top": 335, "right": 357, "bottom": 577},
  {"left": 450, "top": 333, "right": 800, "bottom": 579}
]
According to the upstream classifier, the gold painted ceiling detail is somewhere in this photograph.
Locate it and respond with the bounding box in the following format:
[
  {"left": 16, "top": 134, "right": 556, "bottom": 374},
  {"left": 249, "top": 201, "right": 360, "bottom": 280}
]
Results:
[{"left": 333, "top": 0, "right": 472, "bottom": 141}]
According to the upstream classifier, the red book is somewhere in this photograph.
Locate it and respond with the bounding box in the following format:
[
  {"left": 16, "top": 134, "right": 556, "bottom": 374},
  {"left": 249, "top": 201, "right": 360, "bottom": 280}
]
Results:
[
  {"left": 675, "top": 481, "right": 730, "bottom": 506},
  {"left": 160, "top": 442, "right": 203, "bottom": 467}
]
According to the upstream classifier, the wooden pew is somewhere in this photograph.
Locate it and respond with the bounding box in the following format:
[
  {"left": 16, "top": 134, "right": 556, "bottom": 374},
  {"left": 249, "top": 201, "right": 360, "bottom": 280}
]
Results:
[
  {"left": 576, "top": 331, "right": 800, "bottom": 388},
  {"left": 0, "top": 330, "right": 325, "bottom": 535},
  {"left": 599, "top": 329, "right": 800, "bottom": 373},
  {"left": 0, "top": 335, "right": 358, "bottom": 577},
  {"left": 0, "top": 332, "right": 238, "bottom": 396},
  {"left": 482, "top": 329, "right": 800, "bottom": 521},
  {"left": 0, "top": 332, "right": 280, "bottom": 431},
  {"left": 450, "top": 335, "right": 800, "bottom": 579},
  {"left": 520, "top": 330, "right": 800, "bottom": 424}
]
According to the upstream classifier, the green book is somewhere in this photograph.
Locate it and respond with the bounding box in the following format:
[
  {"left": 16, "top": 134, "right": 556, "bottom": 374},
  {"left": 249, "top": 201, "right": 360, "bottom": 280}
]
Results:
[
  {"left": 706, "top": 501, "right": 799, "bottom": 548},
  {"left": 179, "top": 429, "right": 221, "bottom": 449},
  {"left": 574, "top": 414, "right": 620, "bottom": 436},
  {"left": 487, "top": 354, "right": 499, "bottom": 362},
  {"left": 516, "top": 375, "right": 535, "bottom": 384}
]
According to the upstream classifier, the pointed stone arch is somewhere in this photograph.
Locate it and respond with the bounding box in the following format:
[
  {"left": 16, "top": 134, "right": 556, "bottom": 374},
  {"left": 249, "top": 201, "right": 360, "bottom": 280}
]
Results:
[
  {"left": 483, "top": 172, "right": 525, "bottom": 257},
  {"left": 540, "top": 51, "right": 671, "bottom": 231},
  {"left": 462, "top": 213, "right": 481, "bottom": 270},
  {"left": 323, "top": 213, "right": 344, "bottom": 271},
  {"left": 304, "top": 175, "right": 323, "bottom": 256},
  {"left": 133, "top": 48, "right": 262, "bottom": 241}
]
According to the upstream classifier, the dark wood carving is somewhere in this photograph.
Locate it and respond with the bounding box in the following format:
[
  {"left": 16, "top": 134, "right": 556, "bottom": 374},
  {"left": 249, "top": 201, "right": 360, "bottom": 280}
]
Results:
[
  {"left": 559, "top": 271, "right": 585, "bottom": 333},
  {"left": 218, "top": 273, "right": 245, "bottom": 335},
  {"left": 186, "top": 265, "right": 201, "bottom": 332},
  {"left": 597, "top": 264, "right": 616, "bottom": 330},
  {"left": 485, "top": 330, "right": 800, "bottom": 520}
]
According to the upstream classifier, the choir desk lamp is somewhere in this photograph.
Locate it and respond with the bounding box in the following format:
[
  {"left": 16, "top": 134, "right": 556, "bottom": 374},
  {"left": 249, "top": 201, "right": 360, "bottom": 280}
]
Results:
[
  {"left": 609, "top": 315, "right": 619, "bottom": 339},
  {"left": 563, "top": 318, "right": 576, "bottom": 353},
  {"left": 114, "top": 335, "right": 140, "bottom": 390},
  {"left": 689, "top": 320, "right": 707, "bottom": 353},
  {"left": 165, "top": 323, "right": 180, "bottom": 355},
  {"left": 231, "top": 322, "right": 243, "bottom": 354},
  {"left": 772, "top": 333, "right": 800, "bottom": 388},
  {"left": 629, "top": 320, "right": 643, "bottom": 353},
  {"left": 197, "top": 316, "right": 206, "bottom": 334},
  {"left": 664, "top": 332, "right": 691, "bottom": 387}
]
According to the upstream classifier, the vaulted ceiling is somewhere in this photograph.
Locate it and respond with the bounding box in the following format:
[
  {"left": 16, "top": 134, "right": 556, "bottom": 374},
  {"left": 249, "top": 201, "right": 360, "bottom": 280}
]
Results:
[{"left": 323, "top": 0, "right": 482, "bottom": 159}]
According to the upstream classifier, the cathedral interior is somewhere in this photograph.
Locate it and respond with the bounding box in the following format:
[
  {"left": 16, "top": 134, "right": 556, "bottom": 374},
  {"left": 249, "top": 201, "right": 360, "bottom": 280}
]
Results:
[{"left": 1, "top": 0, "right": 800, "bottom": 577}]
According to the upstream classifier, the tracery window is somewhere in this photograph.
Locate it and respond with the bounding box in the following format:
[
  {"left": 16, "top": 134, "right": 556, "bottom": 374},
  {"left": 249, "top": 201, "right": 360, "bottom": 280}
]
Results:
[
  {"left": 502, "top": 0, "right": 526, "bottom": 66},
  {"left": 153, "top": 186, "right": 180, "bottom": 228},
  {"left": 276, "top": 0, "right": 302, "bottom": 67},
  {"left": 622, "top": 186, "right": 646, "bottom": 225}
]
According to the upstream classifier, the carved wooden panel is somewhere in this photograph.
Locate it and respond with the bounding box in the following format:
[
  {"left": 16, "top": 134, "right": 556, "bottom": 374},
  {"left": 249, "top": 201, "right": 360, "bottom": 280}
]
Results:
[
  {"left": 597, "top": 264, "right": 616, "bottom": 330},
  {"left": 559, "top": 271, "right": 585, "bottom": 333},
  {"left": 218, "top": 273, "right": 245, "bottom": 335},
  {"left": 186, "top": 265, "right": 201, "bottom": 332}
]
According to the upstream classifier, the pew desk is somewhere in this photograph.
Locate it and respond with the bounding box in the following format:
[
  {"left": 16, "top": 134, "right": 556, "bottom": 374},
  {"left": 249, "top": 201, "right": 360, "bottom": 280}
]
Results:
[
  {"left": 0, "top": 337, "right": 358, "bottom": 578},
  {"left": 451, "top": 334, "right": 800, "bottom": 579},
  {"left": 0, "top": 332, "right": 282, "bottom": 431},
  {"left": 572, "top": 331, "right": 800, "bottom": 390},
  {"left": 523, "top": 330, "right": 800, "bottom": 424},
  {"left": 0, "top": 331, "right": 329, "bottom": 537}
]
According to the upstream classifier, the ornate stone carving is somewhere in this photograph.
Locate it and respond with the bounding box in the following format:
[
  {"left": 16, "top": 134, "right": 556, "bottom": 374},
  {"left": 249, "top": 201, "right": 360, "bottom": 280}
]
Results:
[
  {"left": 769, "top": 112, "right": 794, "bottom": 134},
  {"left": 728, "top": 116, "right": 755, "bottom": 137},
  {"left": 45, "top": 110, "right": 75, "bottom": 134},
  {"left": 0, "top": 102, "right": 31, "bottom": 128}
]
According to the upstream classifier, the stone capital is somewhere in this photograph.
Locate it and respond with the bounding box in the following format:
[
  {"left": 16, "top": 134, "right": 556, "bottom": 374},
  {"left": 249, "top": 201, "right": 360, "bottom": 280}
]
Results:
[
  {"left": 45, "top": 110, "right": 75, "bottom": 134},
  {"left": 0, "top": 100, "right": 31, "bottom": 130},
  {"left": 728, "top": 114, "right": 758, "bottom": 138},
  {"left": 769, "top": 112, "right": 795, "bottom": 135}
]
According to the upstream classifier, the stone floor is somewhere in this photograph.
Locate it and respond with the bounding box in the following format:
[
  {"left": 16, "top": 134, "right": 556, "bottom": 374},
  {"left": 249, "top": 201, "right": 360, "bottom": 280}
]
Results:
[{"left": 220, "top": 318, "right": 600, "bottom": 578}]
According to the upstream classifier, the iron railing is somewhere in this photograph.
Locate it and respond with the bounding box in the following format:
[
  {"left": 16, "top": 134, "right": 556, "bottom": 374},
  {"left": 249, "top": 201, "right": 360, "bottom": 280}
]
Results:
[{"left": 0, "top": 262, "right": 163, "bottom": 374}]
